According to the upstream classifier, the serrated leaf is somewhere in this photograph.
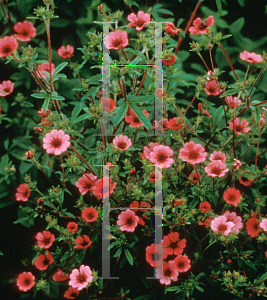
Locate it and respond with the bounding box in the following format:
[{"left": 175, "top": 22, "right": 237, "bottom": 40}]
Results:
[
  {"left": 129, "top": 103, "right": 152, "bottom": 130},
  {"left": 72, "top": 114, "right": 90, "bottom": 124},
  {"left": 31, "top": 92, "right": 49, "bottom": 99},
  {"left": 124, "top": 248, "right": 133, "bottom": 266}
]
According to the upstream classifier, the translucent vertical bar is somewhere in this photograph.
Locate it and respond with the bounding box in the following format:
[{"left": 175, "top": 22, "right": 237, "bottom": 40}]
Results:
[
  {"left": 102, "top": 22, "right": 111, "bottom": 136},
  {"left": 154, "top": 22, "right": 163, "bottom": 136},
  {"left": 102, "top": 164, "right": 119, "bottom": 279}
]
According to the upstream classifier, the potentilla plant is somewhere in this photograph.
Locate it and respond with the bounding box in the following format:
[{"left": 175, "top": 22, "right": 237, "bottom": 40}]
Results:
[{"left": 1, "top": 0, "right": 267, "bottom": 299}]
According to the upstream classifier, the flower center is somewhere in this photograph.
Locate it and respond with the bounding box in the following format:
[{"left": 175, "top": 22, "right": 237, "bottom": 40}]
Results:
[
  {"left": 87, "top": 212, "right": 95, "bottom": 220},
  {"left": 126, "top": 218, "right": 133, "bottom": 225},
  {"left": 165, "top": 269, "right": 171, "bottom": 276},
  {"left": 52, "top": 138, "right": 62, "bottom": 148},
  {"left": 113, "top": 40, "right": 122, "bottom": 48},
  {"left": 157, "top": 154, "right": 166, "bottom": 163},
  {"left": 217, "top": 224, "right": 227, "bottom": 232},
  {"left": 188, "top": 151, "right": 198, "bottom": 159},
  {"left": 198, "top": 22, "right": 207, "bottom": 30},
  {"left": 78, "top": 274, "right": 86, "bottom": 283},
  {"left": 211, "top": 167, "right": 222, "bottom": 175},
  {"left": 24, "top": 278, "right": 31, "bottom": 286},
  {"left": 117, "top": 142, "right": 126, "bottom": 149},
  {"left": 3, "top": 46, "right": 12, "bottom": 54}
]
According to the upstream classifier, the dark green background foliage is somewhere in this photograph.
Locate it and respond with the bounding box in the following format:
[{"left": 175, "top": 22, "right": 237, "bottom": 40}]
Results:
[{"left": 1, "top": 0, "right": 267, "bottom": 299}]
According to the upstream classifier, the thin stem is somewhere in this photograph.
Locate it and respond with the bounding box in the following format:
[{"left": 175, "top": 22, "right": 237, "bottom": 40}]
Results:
[
  {"left": 185, "top": 94, "right": 197, "bottom": 113},
  {"left": 244, "top": 64, "right": 250, "bottom": 80},
  {"left": 248, "top": 61, "right": 267, "bottom": 98},
  {"left": 197, "top": 53, "right": 210, "bottom": 71},
  {"left": 60, "top": 154, "right": 65, "bottom": 185},
  {"left": 209, "top": 48, "right": 214, "bottom": 71},
  {"left": 255, "top": 128, "right": 262, "bottom": 171},
  {"left": 45, "top": 17, "right": 53, "bottom": 89},
  {"left": 121, "top": 46, "right": 128, "bottom": 61}
]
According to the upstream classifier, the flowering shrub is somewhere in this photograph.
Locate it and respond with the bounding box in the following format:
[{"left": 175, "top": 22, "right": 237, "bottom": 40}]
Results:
[{"left": 1, "top": 0, "right": 267, "bottom": 299}]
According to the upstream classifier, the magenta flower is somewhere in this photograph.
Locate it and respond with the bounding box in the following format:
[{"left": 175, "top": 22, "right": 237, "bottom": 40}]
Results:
[
  {"left": 189, "top": 16, "right": 214, "bottom": 35},
  {"left": 179, "top": 141, "right": 207, "bottom": 164},
  {"left": 165, "top": 22, "right": 180, "bottom": 35},
  {"left": 127, "top": 11, "right": 150, "bottom": 31},
  {"left": 14, "top": 21, "right": 36, "bottom": 42},
  {"left": 69, "top": 265, "right": 93, "bottom": 290},
  {"left": 209, "top": 151, "right": 226, "bottom": 163},
  {"left": 117, "top": 209, "right": 139, "bottom": 232},
  {"left": 75, "top": 173, "right": 97, "bottom": 195},
  {"left": 225, "top": 96, "right": 242, "bottom": 108},
  {"left": 149, "top": 145, "right": 174, "bottom": 168},
  {"left": 205, "top": 161, "right": 229, "bottom": 177},
  {"left": 205, "top": 80, "right": 222, "bottom": 96},
  {"left": 113, "top": 134, "right": 132, "bottom": 150},
  {"left": 211, "top": 216, "right": 235, "bottom": 236},
  {"left": 229, "top": 118, "right": 250, "bottom": 135},
  {"left": 104, "top": 30, "right": 128, "bottom": 50},
  {"left": 43, "top": 129, "right": 70, "bottom": 155},
  {"left": 0, "top": 80, "right": 14, "bottom": 97},
  {"left": 240, "top": 51, "right": 262, "bottom": 64}
]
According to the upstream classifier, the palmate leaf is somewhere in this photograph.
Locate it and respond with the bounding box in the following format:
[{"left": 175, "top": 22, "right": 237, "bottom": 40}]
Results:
[{"left": 129, "top": 103, "right": 152, "bottom": 130}]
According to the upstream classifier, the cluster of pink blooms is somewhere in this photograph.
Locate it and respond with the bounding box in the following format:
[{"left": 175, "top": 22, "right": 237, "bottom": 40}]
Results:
[
  {"left": 146, "top": 232, "right": 190, "bottom": 285},
  {"left": 211, "top": 211, "right": 243, "bottom": 236}
]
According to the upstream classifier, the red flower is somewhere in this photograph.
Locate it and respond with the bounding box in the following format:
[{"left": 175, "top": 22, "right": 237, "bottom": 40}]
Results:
[
  {"left": 25, "top": 151, "right": 34, "bottom": 159},
  {"left": 67, "top": 222, "right": 78, "bottom": 233},
  {"left": 74, "top": 235, "right": 92, "bottom": 249},
  {"left": 240, "top": 51, "right": 262, "bottom": 64},
  {"left": 145, "top": 243, "right": 167, "bottom": 267},
  {"left": 155, "top": 261, "right": 178, "bottom": 285},
  {"left": 129, "top": 201, "right": 151, "bottom": 226},
  {"left": 155, "top": 119, "right": 169, "bottom": 132},
  {"left": 92, "top": 177, "right": 117, "bottom": 199},
  {"left": 172, "top": 255, "right": 191, "bottom": 272},
  {"left": 0, "top": 80, "right": 14, "bottom": 97},
  {"left": 205, "top": 80, "right": 222, "bottom": 96},
  {"left": 41, "top": 118, "right": 50, "bottom": 126},
  {"left": 198, "top": 103, "right": 211, "bottom": 117},
  {"left": 225, "top": 96, "right": 242, "bottom": 108},
  {"left": 52, "top": 269, "right": 69, "bottom": 281},
  {"left": 205, "top": 161, "right": 229, "bottom": 178},
  {"left": 223, "top": 188, "right": 241, "bottom": 206},
  {"left": 117, "top": 209, "right": 139, "bottom": 232},
  {"left": 101, "top": 97, "right": 116, "bottom": 112},
  {"left": 75, "top": 173, "right": 97, "bottom": 195},
  {"left": 199, "top": 201, "right": 211, "bottom": 212},
  {"left": 155, "top": 87, "right": 165, "bottom": 98},
  {"left": 16, "top": 272, "right": 35, "bottom": 292},
  {"left": 163, "top": 55, "right": 176, "bottom": 66},
  {"left": 246, "top": 218, "right": 260, "bottom": 237},
  {"left": 64, "top": 287, "right": 79, "bottom": 299},
  {"left": 35, "top": 230, "right": 55, "bottom": 249},
  {"left": 125, "top": 109, "right": 149, "bottom": 127},
  {"left": 179, "top": 141, "right": 207, "bottom": 164},
  {"left": 38, "top": 108, "right": 50, "bottom": 117},
  {"left": 37, "top": 62, "right": 55, "bottom": 78},
  {"left": 104, "top": 30, "right": 128, "bottom": 50},
  {"left": 14, "top": 21, "right": 36, "bottom": 42},
  {"left": 189, "top": 16, "right": 214, "bottom": 35},
  {"left": 34, "top": 251, "right": 54, "bottom": 270},
  {"left": 163, "top": 232, "right": 186, "bottom": 256},
  {"left": 15, "top": 183, "right": 30, "bottom": 202},
  {"left": 209, "top": 151, "right": 226, "bottom": 163},
  {"left": 165, "top": 22, "right": 180, "bottom": 35},
  {"left": 229, "top": 118, "right": 250, "bottom": 135},
  {"left": 148, "top": 171, "right": 161, "bottom": 182},
  {"left": 58, "top": 45, "right": 74, "bottom": 59},
  {"left": 127, "top": 11, "right": 150, "bottom": 31},
  {"left": 239, "top": 170, "right": 253, "bottom": 186},
  {"left": 189, "top": 171, "right": 201, "bottom": 183},
  {"left": 0, "top": 36, "right": 18, "bottom": 57},
  {"left": 129, "top": 168, "right": 136, "bottom": 174},
  {"left": 168, "top": 117, "right": 183, "bottom": 130},
  {"left": 81, "top": 207, "right": 98, "bottom": 223}
]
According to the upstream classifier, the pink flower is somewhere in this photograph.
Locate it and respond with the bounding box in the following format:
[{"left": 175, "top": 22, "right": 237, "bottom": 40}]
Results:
[
  {"left": 81, "top": 207, "right": 98, "bottom": 223},
  {"left": 0, "top": 80, "right": 14, "bottom": 97},
  {"left": 168, "top": 117, "right": 183, "bottom": 130},
  {"left": 67, "top": 222, "right": 78, "bottom": 233},
  {"left": 142, "top": 142, "right": 160, "bottom": 160},
  {"left": 117, "top": 209, "right": 139, "bottom": 232},
  {"left": 113, "top": 134, "right": 132, "bottom": 150},
  {"left": 162, "top": 232, "right": 186, "bottom": 256},
  {"left": 211, "top": 216, "right": 235, "bottom": 236},
  {"left": 189, "top": 16, "right": 214, "bottom": 35},
  {"left": 199, "top": 201, "right": 211, "bottom": 212},
  {"left": 43, "top": 129, "right": 70, "bottom": 155},
  {"left": 240, "top": 51, "right": 262, "bottom": 64},
  {"left": 179, "top": 141, "right": 207, "bottom": 164},
  {"left": 104, "top": 30, "right": 128, "bottom": 50},
  {"left": 205, "top": 80, "right": 222, "bottom": 96},
  {"left": 15, "top": 183, "right": 30, "bottom": 202},
  {"left": 75, "top": 173, "right": 97, "bottom": 195},
  {"left": 223, "top": 188, "right": 241, "bottom": 206},
  {"left": 64, "top": 287, "right": 79, "bottom": 299},
  {"left": 259, "top": 112, "right": 266, "bottom": 127},
  {"left": 198, "top": 103, "right": 211, "bottom": 117},
  {"left": 127, "top": 11, "right": 150, "bottom": 31},
  {"left": 156, "top": 261, "right": 178, "bottom": 285},
  {"left": 189, "top": 171, "right": 201, "bottom": 183},
  {"left": 125, "top": 109, "right": 149, "bottom": 127},
  {"left": 129, "top": 201, "right": 151, "bottom": 226},
  {"left": 225, "top": 96, "right": 242, "bottom": 108},
  {"left": 74, "top": 235, "right": 92, "bottom": 249},
  {"left": 58, "top": 45, "right": 74, "bottom": 59},
  {"left": 233, "top": 158, "right": 242, "bottom": 170},
  {"left": 172, "top": 255, "right": 191, "bottom": 272},
  {"left": 14, "top": 21, "right": 36, "bottom": 42},
  {"left": 149, "top": 145, "right": 174, "bottom": 168},
  {"left": 0, "top": 36, "right": 18, "bottom": 57},
  {"left": 209, "top": 151, "right": 226, "bottom": 163},
  {"left": 92, "top": 177, "right": 117, "bottom": 199},
  {"left": 37, "top": 62, "right": 55, "bottom": 78},
  {"left": 165, "top": 22, "right": 180, "bottom": 35},
  {"left": 16, "top": 272, "right": 35, "bottom": 292},
  {"left": 205, "top": 161, "right": 229, "bottom": 177},
  {"left": 229, "top": 118, "right": 250, "bottom": 135},
  {"left": 69, "top": 265, "right": 93, "bottom": 290},
  {"left": 101, "top": 97, "right": 116, "bottom": 112},
  {"left": 260, "top": 219, "right": 267, "bottom": 232},
  {"left": 223, "top": 211, "right": 243, "bottom": 234},
  {"left": 52, "top": 269, "right": 69, "bottom": 282},
  {"left": 35, "top": 230, "right": 55, "bottom": 249}
]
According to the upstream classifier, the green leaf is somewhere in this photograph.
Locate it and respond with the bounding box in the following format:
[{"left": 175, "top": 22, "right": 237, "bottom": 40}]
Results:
[
  {"left": 72, "top": 114, "right": 90, "bottom": 124},
  {"left": 114, "top": 102, "right": 128, "bottom": 126},
  {"left": 129, "top": 103, "right": 152, "bottom": 130},
  {"left": 71, "top": 103, "right": 86, "bottom": 124},
  {"left": 177, "top": 18, "right": 184, "bottom": 28},
  {"left": 216, "top": 0, "right": 222, "bottom": 15},
  {"left": 52, "top": 62, "right": 68, "bottom": 78},
  {"left": 42, "top": 96, "right": 51, "bottom": 114},
  {"left": 124, "top": 48, "right": 147, "bottom": 61},
  {"left": 124, "top": 248, "right": 133, "bottom": 266},
  {"left": 31, "top": 92, "right": 49, "bottom": 99},
  {"left": 0, "top": 200, "right": 12, "bottom": 208},
  {"left": 128, "top": 95, "right": 154, "bottom": 104}
]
